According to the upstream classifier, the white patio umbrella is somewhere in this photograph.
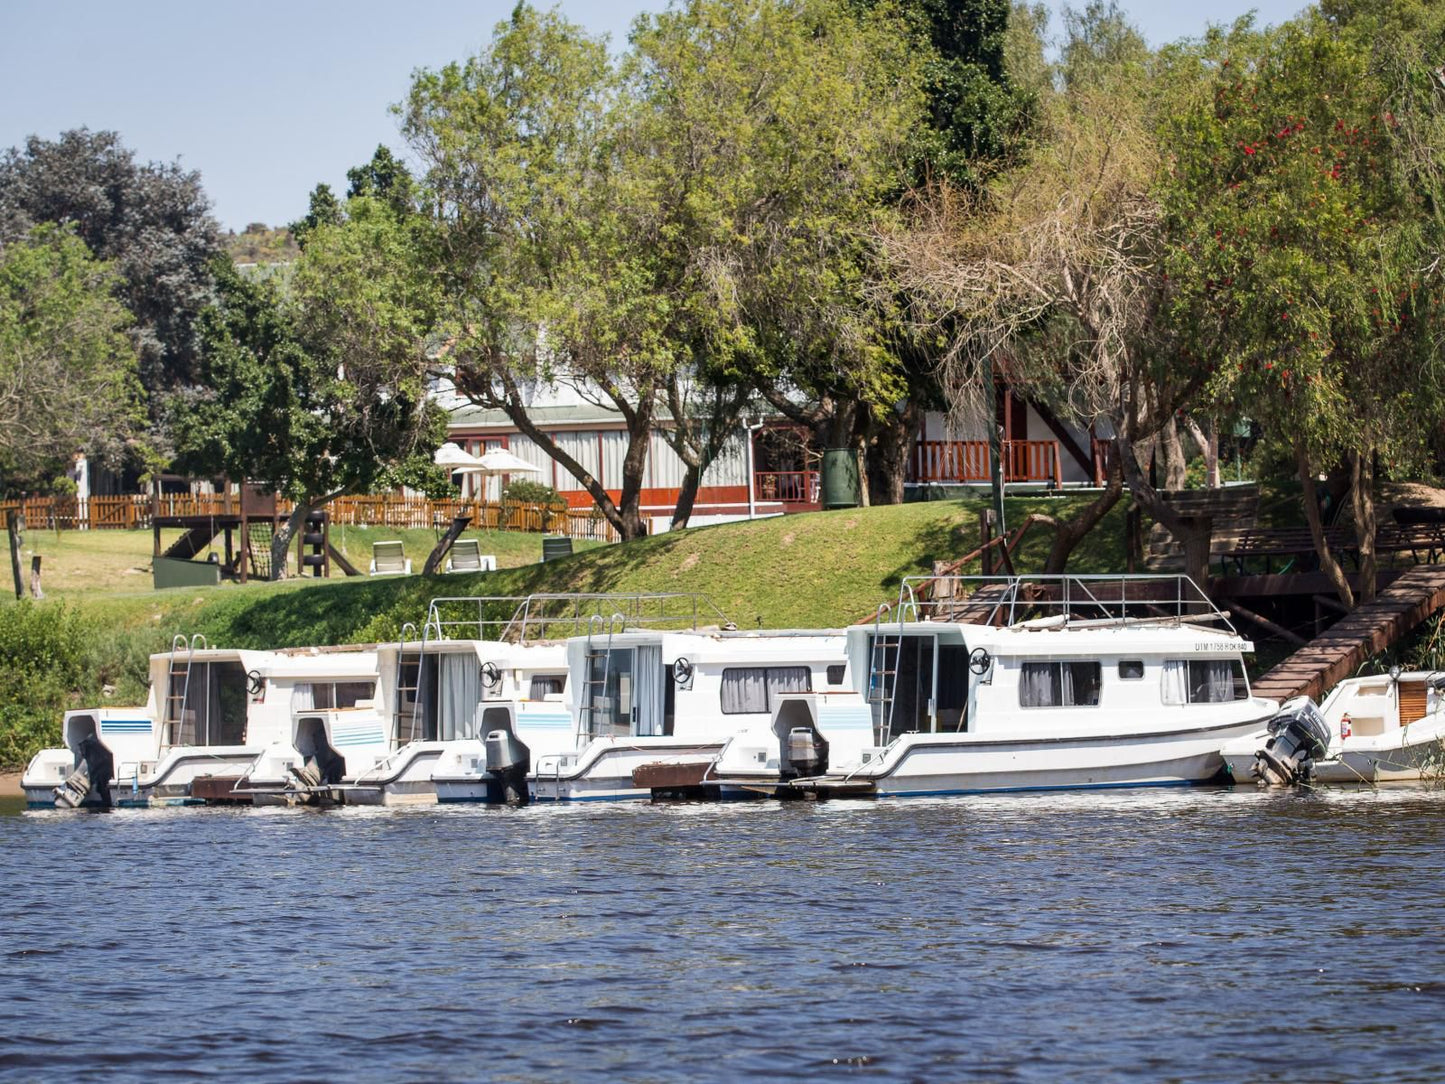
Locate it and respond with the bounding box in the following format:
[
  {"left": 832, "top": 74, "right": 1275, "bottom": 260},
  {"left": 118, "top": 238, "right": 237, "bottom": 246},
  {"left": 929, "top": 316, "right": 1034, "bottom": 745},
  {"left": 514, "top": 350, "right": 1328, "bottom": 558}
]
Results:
[{"left": 435, "top": 443, "right": 542, "bottom": 511}]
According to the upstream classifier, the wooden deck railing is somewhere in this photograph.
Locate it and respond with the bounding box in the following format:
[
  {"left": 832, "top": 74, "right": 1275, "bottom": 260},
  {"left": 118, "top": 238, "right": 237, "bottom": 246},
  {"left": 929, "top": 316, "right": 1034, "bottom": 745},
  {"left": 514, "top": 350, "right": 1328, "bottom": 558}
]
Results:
[
  {"left": 754, "top": 470, "right": 819, "bottom": 504},
  {"left": 0, "top": 494, "right": 619, "bottom": 541},
  {"left": 912, "top": 440, "right": 1062, "bottom": 486}
]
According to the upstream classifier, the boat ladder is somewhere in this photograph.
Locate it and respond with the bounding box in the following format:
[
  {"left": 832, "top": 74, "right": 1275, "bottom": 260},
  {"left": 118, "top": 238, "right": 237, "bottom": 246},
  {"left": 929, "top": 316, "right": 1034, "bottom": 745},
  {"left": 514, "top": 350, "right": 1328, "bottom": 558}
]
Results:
[
  {"left": 868, "top": 604, "right": 903, "bottom": 746},
  {"left": 393, "top": 620, "right": 437, "bottom": 746},
  {"left": 580, "top": 613, "right": 625, "bottom": 742},
  {"left": 165, "top": 634, "right": 207, "bottom": 747}
]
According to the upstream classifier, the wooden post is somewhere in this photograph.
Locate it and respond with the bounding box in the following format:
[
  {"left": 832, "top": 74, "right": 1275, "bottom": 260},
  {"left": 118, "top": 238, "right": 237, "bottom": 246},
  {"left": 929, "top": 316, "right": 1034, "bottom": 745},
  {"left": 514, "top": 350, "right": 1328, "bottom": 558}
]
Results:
[
  {"left": 239, "top": 483, "right": 249, "bottom": 585},
  {"left": 29, "top": 554, "right": 42, "bottom": 599},
  {"left": 7, "top": 510, "right": 23, "bottom": 600},
  {"left": 979, "top": 508, "right": 994, "bottom": 577}
]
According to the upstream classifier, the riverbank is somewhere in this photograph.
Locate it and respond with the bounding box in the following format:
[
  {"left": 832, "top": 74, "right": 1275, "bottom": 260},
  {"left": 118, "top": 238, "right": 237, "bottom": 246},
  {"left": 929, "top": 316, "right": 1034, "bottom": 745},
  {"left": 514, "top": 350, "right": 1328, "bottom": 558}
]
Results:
[{"left": 0, "top": 773, "right": 21, "bottom": 798}]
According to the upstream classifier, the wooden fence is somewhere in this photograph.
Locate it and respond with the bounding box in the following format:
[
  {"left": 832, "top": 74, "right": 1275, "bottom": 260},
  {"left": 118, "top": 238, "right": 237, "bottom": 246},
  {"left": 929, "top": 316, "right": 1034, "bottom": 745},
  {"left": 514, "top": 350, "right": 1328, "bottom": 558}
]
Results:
[{"left": 0, "top": 494, "right": 618, "bottom": 541}]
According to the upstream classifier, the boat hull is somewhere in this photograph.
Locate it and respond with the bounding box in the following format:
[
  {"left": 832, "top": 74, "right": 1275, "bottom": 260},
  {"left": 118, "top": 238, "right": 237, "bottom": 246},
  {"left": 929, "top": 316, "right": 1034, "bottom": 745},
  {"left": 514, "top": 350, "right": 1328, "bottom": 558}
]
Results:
[{"left": 809, "top": 717, "right": 1268, "bottom": 798}]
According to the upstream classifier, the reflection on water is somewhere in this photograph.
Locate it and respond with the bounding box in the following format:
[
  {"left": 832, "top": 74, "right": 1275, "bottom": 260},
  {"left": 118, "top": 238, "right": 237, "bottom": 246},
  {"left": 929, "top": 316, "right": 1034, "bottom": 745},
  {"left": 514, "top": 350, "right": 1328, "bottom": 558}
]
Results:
[{"left": 4, "top": 787, "right": 1445, "bottom": 1081}]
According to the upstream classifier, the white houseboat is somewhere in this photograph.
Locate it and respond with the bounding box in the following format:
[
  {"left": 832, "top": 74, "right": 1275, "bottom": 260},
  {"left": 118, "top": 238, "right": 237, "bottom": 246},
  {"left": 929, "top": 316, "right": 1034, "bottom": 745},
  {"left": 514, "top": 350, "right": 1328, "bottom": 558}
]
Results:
[
  {"left": 521, "top": 623, "right": 852, "bottom": 801},
  {"left": 1221, "top": 670, "right": 1445, "bottom": 785},
  {"left": 700, "top": 575, "right": 1277, "bottom": 799},
  {"left": 22, "top": 637, "right": 378, "bottom": 808}
]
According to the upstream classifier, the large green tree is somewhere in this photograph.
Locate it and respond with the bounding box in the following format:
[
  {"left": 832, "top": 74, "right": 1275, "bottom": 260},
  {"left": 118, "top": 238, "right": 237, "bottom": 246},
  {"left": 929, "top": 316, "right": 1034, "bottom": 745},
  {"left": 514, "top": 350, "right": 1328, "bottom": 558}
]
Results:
[
  {"left": 0, "top": 225, "right": 143, "bottom": 494},
  {"left": 1158, "top": 7, "right": 1445, "bottom": 606},
  {"left": 170, "top": 196, "right": 444, "bottom": 578},
  {"left": 0, "top": 129, "right": 222, "bottom": 418}
]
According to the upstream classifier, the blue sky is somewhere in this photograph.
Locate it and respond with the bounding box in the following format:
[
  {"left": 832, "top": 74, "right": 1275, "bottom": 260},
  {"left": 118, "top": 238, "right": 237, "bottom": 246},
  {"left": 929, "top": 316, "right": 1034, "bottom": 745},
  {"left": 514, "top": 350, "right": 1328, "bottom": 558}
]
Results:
[{"left": 1, "top": 0, "right": 1309, "bottom": 232}]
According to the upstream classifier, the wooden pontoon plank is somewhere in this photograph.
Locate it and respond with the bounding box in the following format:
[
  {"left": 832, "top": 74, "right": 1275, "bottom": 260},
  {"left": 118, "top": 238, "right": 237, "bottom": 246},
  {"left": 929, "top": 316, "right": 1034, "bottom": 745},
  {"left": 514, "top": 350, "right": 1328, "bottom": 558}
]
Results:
[{"left": 1250, "top": 566, "right": 1445, "bottom": 704}]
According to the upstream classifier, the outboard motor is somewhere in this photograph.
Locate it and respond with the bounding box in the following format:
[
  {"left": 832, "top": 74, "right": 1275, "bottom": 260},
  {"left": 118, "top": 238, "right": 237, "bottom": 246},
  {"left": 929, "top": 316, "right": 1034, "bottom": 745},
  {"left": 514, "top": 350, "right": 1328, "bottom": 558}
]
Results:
[
  {"left": 55, "top": 735, "right": 113, "bottom": 808},
  {"left": 485, "top": 729, "right": 530, "bottom": 805},
  {"left": 1254, "top": 696, "right": 1332, "bottom": 786},
  {"left": 783, "top": 726, "right": 828, "bottom": 779}
]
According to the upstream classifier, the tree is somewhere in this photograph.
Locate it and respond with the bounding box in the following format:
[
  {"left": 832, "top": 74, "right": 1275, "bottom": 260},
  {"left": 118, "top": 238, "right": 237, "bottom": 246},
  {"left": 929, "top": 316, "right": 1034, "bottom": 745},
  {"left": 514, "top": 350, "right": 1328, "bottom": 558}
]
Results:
[
  {"left": 170, "top": 198, "right": 444, "bottom": 578},
  {"left": 618, "top": 0, "right": 924, "bottom": 523},
  {"left": 1158, "top": 8, "right": 1445, "bottom": 606},
  {"left": 886, "top": 3, "right": 1203, "bottom": 573},
  {"left": 0, "top": 225, "right": 143, "bottom": 492},
  {"left": 0, "top": 129, "right": 222, "bottom": 413}
]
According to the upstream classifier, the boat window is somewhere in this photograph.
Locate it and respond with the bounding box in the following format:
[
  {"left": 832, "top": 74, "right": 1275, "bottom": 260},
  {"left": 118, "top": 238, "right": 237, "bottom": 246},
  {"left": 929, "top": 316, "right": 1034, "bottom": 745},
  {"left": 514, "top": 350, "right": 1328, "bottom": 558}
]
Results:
[
  {"left": 1162, "top": 659, "right": 1249, "bottom": 704},
  {"left": 1118, "top": 660, "right": 1145, "bottom": 680},
  {"left": 1018, "top": 662, "right": 1102, "bottom": 708},
  {"left": 529, "top": 674, "right": 567, "bottom": 699},
  {"left": 293, "top": 681, "right": 377, "bottom": 711},
  {"left": 826, "top": 664, "right": 846, "bottom": 685},
  {"left": 720, "top": 667, "right": 812, "bottom": 715}
]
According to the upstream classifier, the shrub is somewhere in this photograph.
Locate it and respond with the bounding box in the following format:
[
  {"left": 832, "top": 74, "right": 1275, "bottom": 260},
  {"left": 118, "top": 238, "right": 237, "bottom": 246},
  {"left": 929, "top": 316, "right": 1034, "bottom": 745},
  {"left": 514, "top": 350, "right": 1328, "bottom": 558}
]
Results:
[
  {"left": 501, "top": 479, "right": 563, "bottom": 506},
  {"left": 0, "top": 602, "right": 88, "bottom": 768}
]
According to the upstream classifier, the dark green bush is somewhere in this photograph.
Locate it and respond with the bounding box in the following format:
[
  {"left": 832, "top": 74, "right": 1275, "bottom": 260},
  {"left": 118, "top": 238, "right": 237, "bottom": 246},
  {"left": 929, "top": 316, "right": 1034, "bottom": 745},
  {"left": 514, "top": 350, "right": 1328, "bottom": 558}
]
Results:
[
  {"left": 0, "top": 602, "right": 88, "bottom": 768},
  {"left": 501, "top": 479, "right": 564, "bottom": 506}
]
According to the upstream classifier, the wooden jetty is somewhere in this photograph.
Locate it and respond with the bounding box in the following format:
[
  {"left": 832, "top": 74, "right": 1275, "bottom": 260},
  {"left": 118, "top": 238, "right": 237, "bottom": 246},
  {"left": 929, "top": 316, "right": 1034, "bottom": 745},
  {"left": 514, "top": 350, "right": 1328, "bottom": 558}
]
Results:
[{"left": 1249, "top": 565, "right": 1445, "bottom": 704}]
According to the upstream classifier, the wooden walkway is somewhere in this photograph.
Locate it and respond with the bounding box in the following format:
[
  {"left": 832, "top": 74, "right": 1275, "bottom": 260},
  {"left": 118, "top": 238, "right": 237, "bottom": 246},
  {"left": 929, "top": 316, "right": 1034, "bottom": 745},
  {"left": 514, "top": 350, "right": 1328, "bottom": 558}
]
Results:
[{"left": 1250, "top": 565, "right": 1445, "bottom": 703}]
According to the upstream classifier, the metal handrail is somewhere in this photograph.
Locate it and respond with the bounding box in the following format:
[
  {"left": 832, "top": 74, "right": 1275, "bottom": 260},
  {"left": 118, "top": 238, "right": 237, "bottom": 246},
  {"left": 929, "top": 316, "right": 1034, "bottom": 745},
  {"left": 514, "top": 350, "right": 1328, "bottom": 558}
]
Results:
[
  {"left": 893, "top": 573, "right": 1236, "bottom": 634},
  {"left": 403, "top": 592, "right": 733, "bottom": 646}
]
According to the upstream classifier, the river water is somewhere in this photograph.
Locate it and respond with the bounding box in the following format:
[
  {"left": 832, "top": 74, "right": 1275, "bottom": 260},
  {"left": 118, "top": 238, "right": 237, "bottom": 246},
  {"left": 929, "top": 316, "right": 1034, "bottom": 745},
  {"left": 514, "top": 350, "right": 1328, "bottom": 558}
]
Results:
[{"left": 3, "top": 787, "right": 1444, "bottom": 1082}]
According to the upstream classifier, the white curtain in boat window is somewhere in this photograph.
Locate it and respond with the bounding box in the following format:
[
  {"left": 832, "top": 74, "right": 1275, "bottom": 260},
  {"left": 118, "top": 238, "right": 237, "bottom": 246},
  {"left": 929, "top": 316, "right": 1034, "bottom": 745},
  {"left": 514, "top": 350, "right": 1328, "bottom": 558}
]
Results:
[
  {"left": 1189, "top": 660, "right": 1240, "bottom": 703},
  {"left": 1019, "top": 662, "right": 1101, "bottom": 707},
  {"left": 720, "top": 667, "right": 813, "bottom": 714},
  {"left": 439, "top": 653, "right": 482, "bottom": 741},
  {"left": 1019, "top": 662, "right": 1060, "bottom": 707},
  {"left": 291, "top": 683, "right": 316, "bottom": 712},
  {"left": 1161, "top": 660, "right": 1189, "bottom": 706},
  {"left": 634, "top": 644, "right": 665, "bottom": 736}
]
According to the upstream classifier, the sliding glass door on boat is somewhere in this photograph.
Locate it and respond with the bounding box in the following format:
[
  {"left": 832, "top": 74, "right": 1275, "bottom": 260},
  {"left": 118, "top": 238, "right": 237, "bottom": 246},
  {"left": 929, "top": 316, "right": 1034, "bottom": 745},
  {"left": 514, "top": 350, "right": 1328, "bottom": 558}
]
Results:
[
  {"left": 868, "top": 634, "right": 970, "bottom": 743},
  {"left": 583, "top": 646, "right": 666, "bottom": 739}
]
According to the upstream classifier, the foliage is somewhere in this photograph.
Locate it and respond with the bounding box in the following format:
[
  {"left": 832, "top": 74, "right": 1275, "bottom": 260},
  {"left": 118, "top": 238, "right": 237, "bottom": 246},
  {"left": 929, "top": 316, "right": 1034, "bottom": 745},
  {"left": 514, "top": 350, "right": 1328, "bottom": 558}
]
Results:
[
  {"left": 1157, "top": 8, "right": 1445, "bottom": 602},
  {"left": 500, "top": 478, "right": 563, "bottom": 506},
  {"left": 0, "top": 602, "right": 88, "bottom": 768},
  {"left": 224, "top": 223, "right": 299, "bottom": 265},
  {"left": 0, "top": 225, "right": 144, "bottom": 492},
  {"left": 0, "top": 129, "right": 223, "bottom": 408}
]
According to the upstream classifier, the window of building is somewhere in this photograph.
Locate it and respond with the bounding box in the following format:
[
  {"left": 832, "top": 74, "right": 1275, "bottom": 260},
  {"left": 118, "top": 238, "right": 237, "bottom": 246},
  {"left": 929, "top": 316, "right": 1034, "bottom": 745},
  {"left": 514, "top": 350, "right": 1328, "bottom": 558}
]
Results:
[
  {"left": 720, "top": 667, "right": 812, "bottom": 714},
  {"left": 1118, "top": 660, "right": 1145, "bottom": 680},
  {"left": 1161, "top": 659, "right": 1249, "bottom": 705},
  {"left": 1018, "top": 662, "right": 1102, "bottom": 708}
]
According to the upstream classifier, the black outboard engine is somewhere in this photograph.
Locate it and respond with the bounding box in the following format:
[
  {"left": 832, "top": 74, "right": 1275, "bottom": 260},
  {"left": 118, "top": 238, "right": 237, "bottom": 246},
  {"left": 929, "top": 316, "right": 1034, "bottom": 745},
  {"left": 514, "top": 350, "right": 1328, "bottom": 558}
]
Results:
[
  {"left": 1254, "top": 696, "right": 1332, "bottom": 786},
  {"left": 485, "top": 729, "right": 530, "bottom": 805},
  {"left": 55, "top": 736, "right": 114, "bottom": 808},
  {"left": 783, "top": 726, "right": 829, "bottom": 779}
]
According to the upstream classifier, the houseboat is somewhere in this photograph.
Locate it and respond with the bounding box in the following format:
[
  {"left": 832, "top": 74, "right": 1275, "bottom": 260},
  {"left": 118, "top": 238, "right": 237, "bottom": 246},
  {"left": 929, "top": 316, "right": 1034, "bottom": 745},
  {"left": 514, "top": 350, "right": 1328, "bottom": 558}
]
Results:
[
  {"left": 519, "top": 623, "right": 852, "bottom": 801},
  {"left": 22, "top": 637, "right": 379, "bottom": 808},
  {"left": 699, "top": 575, "right": 1277, "bottom": 799},
  {"left": 1221, "top": 670, "right": 1445, "bottom": 785}
]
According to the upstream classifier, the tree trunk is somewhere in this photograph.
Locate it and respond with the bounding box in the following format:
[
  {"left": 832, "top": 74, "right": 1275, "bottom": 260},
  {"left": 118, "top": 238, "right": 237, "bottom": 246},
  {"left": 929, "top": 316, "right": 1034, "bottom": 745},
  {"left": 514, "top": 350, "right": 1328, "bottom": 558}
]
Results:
[
  {"left": 270, "top": 501, "right": 313, "bottom": 581},
  {"left": 1116, "top": 432, "right": 1212, "bottom": 589},
  {"left": 1297, "top": 444, "right": 1354, "bottom": 610},
  {"left": 672, "top": 463, "right": 702, "bottom": 530},
  {"left": 1160, "top": 415, "right": 1188, "bottom": 490},
  {"left": 1349, "top": 449, "right": 1378, "bottom": 605},
  {"left": 868, "top": 401, "right": 921, "bottom": 506},
  {"left": 1183, "top": 416, "right": 1220, "bottom": 489},
  {"left": 1040, "top": 451, "right": 1124, "bottom": 573}
]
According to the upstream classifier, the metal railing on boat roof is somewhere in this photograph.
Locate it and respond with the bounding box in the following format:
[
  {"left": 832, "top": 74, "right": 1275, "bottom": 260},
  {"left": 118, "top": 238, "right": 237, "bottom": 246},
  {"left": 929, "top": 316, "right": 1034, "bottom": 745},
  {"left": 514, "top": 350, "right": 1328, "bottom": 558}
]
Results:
[
  {"left": 891, "top": 574, "right": 1236, "bottom": 634},
  {"left": 407, "top": 592, "right": 734, "bottom": 646}
]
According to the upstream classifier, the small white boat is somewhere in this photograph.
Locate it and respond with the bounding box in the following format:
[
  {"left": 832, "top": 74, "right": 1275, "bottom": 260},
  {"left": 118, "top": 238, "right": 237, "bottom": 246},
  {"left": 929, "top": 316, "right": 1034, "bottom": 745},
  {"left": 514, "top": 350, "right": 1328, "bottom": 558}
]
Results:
[
  {"left": 22, "top": 637, "right": 378, "bottom": 808},
  {"left": 703, "top": 575, "right": 1276, "bottom": 799},
  {"left": 1221, "top": 671, "right": 1445, "bottom": 785}
]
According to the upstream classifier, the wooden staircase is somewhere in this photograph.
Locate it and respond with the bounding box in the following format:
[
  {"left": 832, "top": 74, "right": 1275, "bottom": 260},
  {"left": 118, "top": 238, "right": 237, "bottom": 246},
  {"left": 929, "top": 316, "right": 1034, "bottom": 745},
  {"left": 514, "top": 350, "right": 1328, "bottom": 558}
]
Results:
[{"left": 1250, "top": 565, "right": 1445, "bottom": 703}]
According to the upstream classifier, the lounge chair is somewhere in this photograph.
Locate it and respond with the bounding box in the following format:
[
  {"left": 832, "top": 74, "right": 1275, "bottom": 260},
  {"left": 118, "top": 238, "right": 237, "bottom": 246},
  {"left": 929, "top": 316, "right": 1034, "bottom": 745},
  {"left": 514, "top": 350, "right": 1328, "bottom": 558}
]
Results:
[
  {"left": 369, "top": 540, "right": 412, "bottom": 576},
  {"left": 541, "top": 536, "right": 573, "bottom": 562},
  {"left": 446, "top": 538, "right": 497, "bottom": 574}
]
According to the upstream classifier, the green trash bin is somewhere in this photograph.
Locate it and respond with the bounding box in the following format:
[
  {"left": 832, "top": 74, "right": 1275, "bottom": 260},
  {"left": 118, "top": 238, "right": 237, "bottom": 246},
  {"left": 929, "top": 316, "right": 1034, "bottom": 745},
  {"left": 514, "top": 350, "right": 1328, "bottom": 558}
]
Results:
[{"left": 821, "top": 448, "right": 861, "bottom": 510}]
